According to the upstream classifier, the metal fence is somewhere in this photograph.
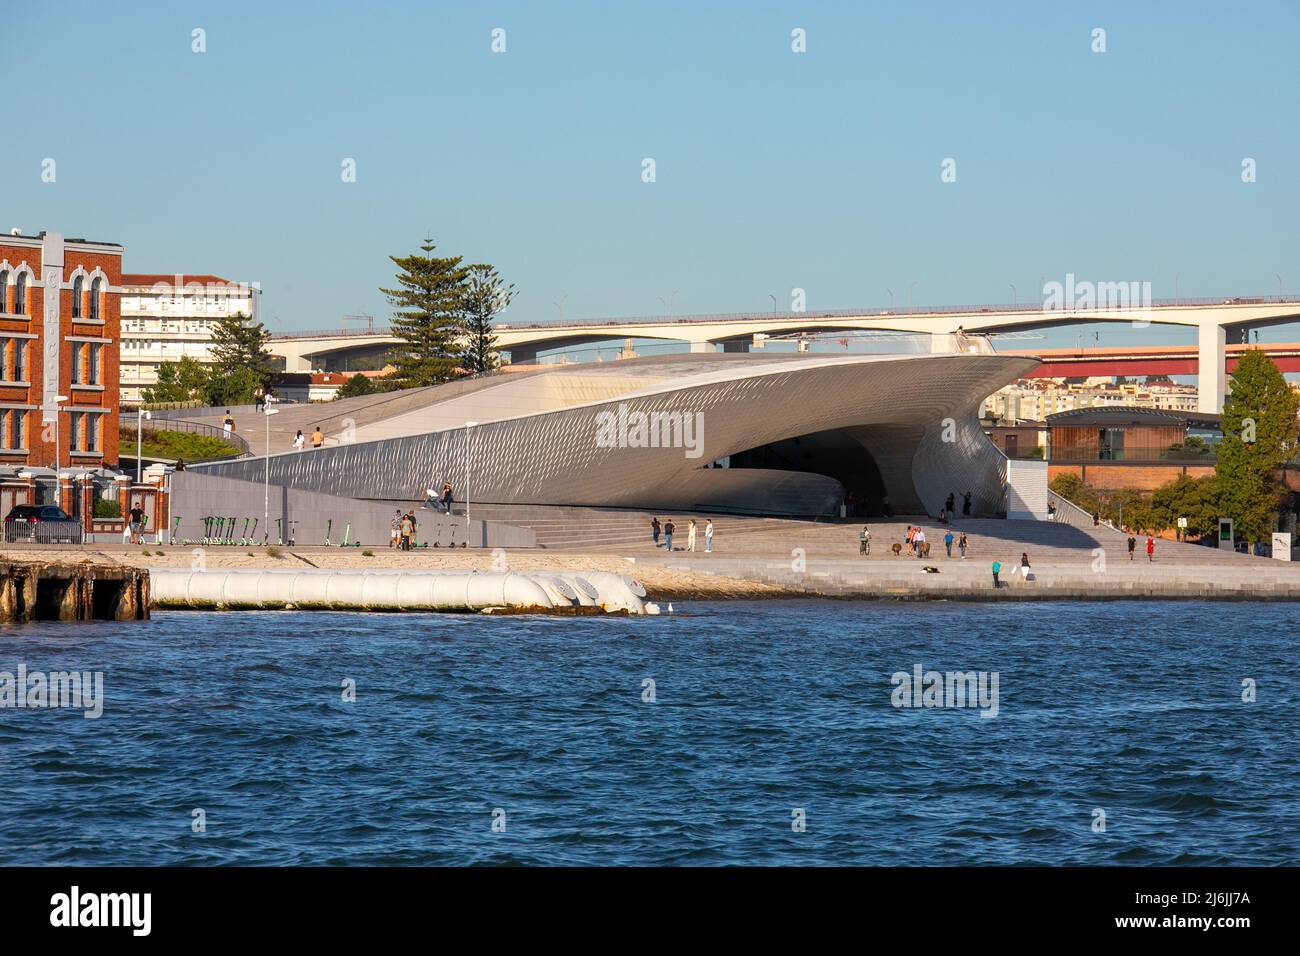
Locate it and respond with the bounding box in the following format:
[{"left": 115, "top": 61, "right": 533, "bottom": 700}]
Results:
[{"left": 4, "top": 519, "right": 85, "bottom": 544}]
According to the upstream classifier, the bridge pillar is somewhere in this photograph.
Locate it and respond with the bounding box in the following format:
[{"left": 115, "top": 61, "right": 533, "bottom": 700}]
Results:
[
  {"left": 721, "top": 340, "right": 749, "bottom": 353},
  {"left": 1197, "top": 322, "right": 1227, "bottom": 414},
  {"left": 505, "top": 345, "right": 539, "bottom": 366},
  {"left": 689, "top": 341, "right": 716, "bottom": 354}
]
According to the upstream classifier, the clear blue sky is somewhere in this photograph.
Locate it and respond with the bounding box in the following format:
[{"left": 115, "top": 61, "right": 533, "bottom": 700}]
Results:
[{"left": 3, "top": 0, "right": 1298, "bottom": 347}]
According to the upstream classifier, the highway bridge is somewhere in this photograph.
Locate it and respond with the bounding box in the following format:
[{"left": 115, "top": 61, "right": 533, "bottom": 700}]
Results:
[{"left": 268, "top": 296, "right": 1300, "bottom": 413}]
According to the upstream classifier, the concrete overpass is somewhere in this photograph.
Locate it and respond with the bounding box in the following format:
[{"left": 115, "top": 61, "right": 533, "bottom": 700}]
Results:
[{"left": 268, "top": 296, "right": 1300, "bottom": 413}]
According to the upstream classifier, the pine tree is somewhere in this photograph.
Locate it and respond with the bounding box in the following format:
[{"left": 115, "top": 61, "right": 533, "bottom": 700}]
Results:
[
  {"left": 209, "top": 312, "right": 276, "bottom": 390},
  {"left": 382, "top": 239, "right": 470, "bottom": 387},
  {"left": 462, "top": 263, "right": 515, "bottom": 373},
  {"left": 1215, "top": 350, "right": 1300, "bottom": 544}
]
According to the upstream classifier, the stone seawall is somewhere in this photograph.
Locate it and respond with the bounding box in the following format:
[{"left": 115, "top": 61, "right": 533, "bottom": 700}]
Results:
[{"left": 0, "top": 563, "right": 150, "bottom": 623}]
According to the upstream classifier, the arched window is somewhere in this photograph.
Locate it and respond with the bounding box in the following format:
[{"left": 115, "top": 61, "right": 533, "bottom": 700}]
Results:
[
  {"left": 72, "top": 275, "right": 84, "bottom": 318},
  {"left": 0, "top": 271, "right": 8, "bottom": 314},
  {"left": 89, "top": 276, "right": 102, "bottom": 321},
  {"left": 15, "top": 272, "right": 26, "bottom": 315}
]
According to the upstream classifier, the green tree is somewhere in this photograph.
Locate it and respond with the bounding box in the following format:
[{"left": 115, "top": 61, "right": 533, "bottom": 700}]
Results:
[
  {"left": 382, "top": 239, "right": 470, "bottom": 388},
  {"left": 1215, "top": 350, "right": 1300, "bottom": 544},
  {"left": 336, "top": 373, "right": 378, "bottom": 399},
  {"left": 142, "top": 356, "right": 210, "bottom": 404},
  {"left": 1150, "top": 474, "right": 1221, "bottom": 539},
  {"left": 462, "top": 263, "right": 515, "bottom": 373},
  {"left": 203, "top": 365, "right": 262, "bottom": 408},
  {"left": 209, "top": 312, "right": 277, "bottom": 391}
]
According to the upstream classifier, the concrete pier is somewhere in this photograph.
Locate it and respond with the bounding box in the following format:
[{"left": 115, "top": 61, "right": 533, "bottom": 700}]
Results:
[{"left": 0, "top": 562, "right": 150, "bottom": 623}]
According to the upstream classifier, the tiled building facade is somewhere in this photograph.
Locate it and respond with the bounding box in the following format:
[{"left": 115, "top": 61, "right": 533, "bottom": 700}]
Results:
[{"left": 0, "top": 231, "right": 121, "bottom": 469}]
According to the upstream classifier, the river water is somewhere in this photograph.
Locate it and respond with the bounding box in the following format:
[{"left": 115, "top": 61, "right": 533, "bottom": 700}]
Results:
[{"left": 2, "top": 600, "right": 1296, "bottom": 865}]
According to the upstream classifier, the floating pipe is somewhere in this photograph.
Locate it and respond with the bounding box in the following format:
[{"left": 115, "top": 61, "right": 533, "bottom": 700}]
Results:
[{"left": 146, "top": 569, "right": 643, "bottom": 613}]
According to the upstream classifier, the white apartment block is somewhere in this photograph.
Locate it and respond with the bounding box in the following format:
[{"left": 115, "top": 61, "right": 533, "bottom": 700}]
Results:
[{"left": 119, "top": 274, "right": 261, "bottom": 403}]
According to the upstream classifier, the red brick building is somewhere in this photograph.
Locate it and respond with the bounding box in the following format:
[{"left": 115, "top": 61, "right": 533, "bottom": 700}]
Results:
[{"left": 0, "top": 231, "right": 122, "bottom": 470}]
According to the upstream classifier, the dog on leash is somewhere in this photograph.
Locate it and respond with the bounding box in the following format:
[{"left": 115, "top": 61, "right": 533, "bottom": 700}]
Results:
[{"left": 891, "top": 542, "right": 903, "bottom": 556}]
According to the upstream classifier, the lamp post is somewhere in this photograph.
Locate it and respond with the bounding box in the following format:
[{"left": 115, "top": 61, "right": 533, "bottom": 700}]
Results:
[
  {"left": 1009, "top": 283, "right": 1017, "bottom": 306},
  {"left": 263, "top": 399, "right": 278, "bottom": 543},
  {"left": 136, "top": 408, "right": 152, "bottom": 481},
  {"left": 768, "top": 293, "right": 778, "bottom": 314},
  {"left": 465, "top": 420, "right": 479, "bottom": 545}
]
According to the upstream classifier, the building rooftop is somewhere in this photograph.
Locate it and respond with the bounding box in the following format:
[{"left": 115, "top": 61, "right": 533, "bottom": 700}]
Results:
[
  {"left": 1045, "top": 407, "right": 1221, "bottom": 428},
  {"left": 122, "top": 273, "right": 239, "bottom": 287}
]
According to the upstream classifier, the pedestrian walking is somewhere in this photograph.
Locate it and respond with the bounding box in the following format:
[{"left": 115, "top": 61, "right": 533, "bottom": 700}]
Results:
[
  {"left": 1127, "top": 535, "right": 1136, "bottom": 561},
  {"left": 311, "top": 426, "right": 324, "bottom": 449},
  {"left": 390, "top": 510, "right": 401, "bottom": 549},
  {"left": 943, "top": 529, "right": 954, "bottom": 557},
  {"left": 687, "top": 518, "right": 697, "bottom": 552},
  {"left": 293, "top": 430, "right": 305, "bottom": 451},
  {"left": 962, "top": 491, "right": 972, "bottom": 517},
  {"left": 651, "top": 517, "right": 661, "bottom": 547},
  {"left": 913, "top": 528, "right": 926, "bottom": 558},
  {"left": 859, "top": 525, "right": 871, "bottom": 556},
  {"left": 704, "top": 519, "right": 714, "bottom": 552},
  {"left": 663, "top": 519, "right": 675, "bottom": 551},
  {"left": 945, "top": 492, "right": 956, "bottom": 520},
  {"left": 1146, "top": 534, "right": 1155, "bottom": 562},
  {"left": 905, "top": 525, "right": 916, "bottom": 555},
  {"left": 399, "top": 512, "right": 414, "bottom": 551},
  {"left": 222, "top": 410, "right": 234, "bottom": 435},
  {"left": 992, "top": 559, "right": 1001, "bottom": 588},
  {"left": 958, "top": 532, "right": 968, "bottom": 559},
  {"left": 128, "top": 503, "right": 145, "bottom": 545}
]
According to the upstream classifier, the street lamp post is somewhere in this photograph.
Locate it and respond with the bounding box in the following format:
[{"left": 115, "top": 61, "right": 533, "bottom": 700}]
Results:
[
  {"left": 465, "top": 421, "right": 479, "bottom": 546},
  {"left": 136, "top": 408, "right": 152, "bottom": 481},
  {"left": 1009, "top": 283, "right": 1017, "bottom": 306},
  {"left": 263, "top": 399, "right": 278, "bottom": 544}
]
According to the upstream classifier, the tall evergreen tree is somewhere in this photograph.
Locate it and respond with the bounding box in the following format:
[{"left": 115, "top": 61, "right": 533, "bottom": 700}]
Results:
[
  {"left": 382, "top": 239, "right": 470, "bottom": 387},
  {"left": 1215, "top": 349, "right": 1300, "bottom": 544},
  {"left": 209, "top": 312, "right": 276, "bottom": 390},
  {"left": 462, "top": 263, "right": 516, "bottom": 373}
]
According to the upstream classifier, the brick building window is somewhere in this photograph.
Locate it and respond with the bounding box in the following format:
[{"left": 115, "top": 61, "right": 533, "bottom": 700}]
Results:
[
  {"left": 14, "top": 272, "right": 26, "bottom": 314},
  {"left": 89, "top": 277, "right": 102, "bottom": 320},
  {"left": 69, "top": 411, "right": 82, "bottom": 451},
  {"left": 11, "top": 339, "right": 23, "bottom": 380},
  {"left": 1, "top": 409, "right": 24, "bottom": 450},
  {"left": 72, "top": 275, "right": 83, "bottom": 318},
  {"left": 90, "top": 343, "right": 101, "bottom": 384},
  {"left": 0, "top": 270, "right": 8, "bottom": 313}
]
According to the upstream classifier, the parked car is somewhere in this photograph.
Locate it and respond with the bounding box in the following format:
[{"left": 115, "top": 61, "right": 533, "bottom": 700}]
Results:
[{"left": 3, "top": 505, "right": 82, "bottom": 543}]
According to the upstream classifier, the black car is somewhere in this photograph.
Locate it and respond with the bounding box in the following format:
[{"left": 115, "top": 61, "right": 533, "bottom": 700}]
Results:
[{"left": 3, "top": 505, "right": 82, "bottom": 543}]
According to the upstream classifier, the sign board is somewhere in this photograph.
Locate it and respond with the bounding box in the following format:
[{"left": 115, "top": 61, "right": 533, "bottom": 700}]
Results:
[
  {"left": 1272, "top": 533, "right": 1292, "bottom": 561},
  {"left": 1176, "top": 517, "right": 1188, "bottom": 528},
  {"left": 1218, "top": 518, "right": 1234, "bottom": 550}
]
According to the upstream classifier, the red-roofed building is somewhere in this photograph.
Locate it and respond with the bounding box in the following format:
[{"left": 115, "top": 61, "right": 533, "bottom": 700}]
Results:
[{"left": 119, "top": 272, "right": 261, "bottom": 403}]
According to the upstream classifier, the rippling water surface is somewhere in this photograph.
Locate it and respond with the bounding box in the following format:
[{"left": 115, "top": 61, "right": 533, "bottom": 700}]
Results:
[{"left": 2, "top": 600, "right": 1297, "bottom": 865}]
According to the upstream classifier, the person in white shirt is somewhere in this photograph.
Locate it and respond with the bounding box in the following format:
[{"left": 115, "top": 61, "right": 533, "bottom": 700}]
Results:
[
  {"left": 704, "top": 520, "right": 714, "bottom": 553},
  {"left": 292, "top": 430, "right": 305, "bottom": 451},
  {"left": 687, "top": 519, "right": 697, "bottom": 552}
]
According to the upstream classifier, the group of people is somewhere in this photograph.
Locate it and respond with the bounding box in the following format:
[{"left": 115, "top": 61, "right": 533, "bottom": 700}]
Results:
[
  {"left": 857, "top": 525, "right": 970, "bottom": 559},
  {"left": 424, "top": 482, "right": 455, "bottom": 514},
  {"left": 651, "top": 517, "right": 714, "bottom": 552},
  {"left": 941, "top": 491, "right": 973, "bottom": 522},
  {"left": 291, "top": 427, "right": 325, "bottom": 451},
  {"left": 390, "top": 510, "right": 420, "bottom": 550}
]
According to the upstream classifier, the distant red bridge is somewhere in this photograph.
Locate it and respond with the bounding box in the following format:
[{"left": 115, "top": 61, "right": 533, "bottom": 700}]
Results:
[{"left": 1002, "top": 343, "right": 1300, "bottom": 378}]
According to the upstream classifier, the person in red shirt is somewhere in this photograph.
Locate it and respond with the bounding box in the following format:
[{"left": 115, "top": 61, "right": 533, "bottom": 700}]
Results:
[{"left": 1146, "top": 535, "right": 1155, "bottom": 562}]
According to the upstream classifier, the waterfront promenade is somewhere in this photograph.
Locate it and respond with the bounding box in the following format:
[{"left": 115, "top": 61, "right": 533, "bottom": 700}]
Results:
[{"left": 7, "top": 510, "right": 1299, "bottom": 602}]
